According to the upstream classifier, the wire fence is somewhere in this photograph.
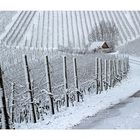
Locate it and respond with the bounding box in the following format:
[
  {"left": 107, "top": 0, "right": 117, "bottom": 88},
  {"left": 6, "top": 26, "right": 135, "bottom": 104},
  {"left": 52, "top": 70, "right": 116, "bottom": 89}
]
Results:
[{"left": 0, "top": 52, "right": 129, "bottom": 129}]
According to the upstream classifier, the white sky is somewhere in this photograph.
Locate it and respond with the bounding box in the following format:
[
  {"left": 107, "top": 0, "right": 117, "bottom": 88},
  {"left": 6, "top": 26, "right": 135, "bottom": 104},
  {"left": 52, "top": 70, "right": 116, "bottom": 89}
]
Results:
[{"left": 0, "top": 0, "right": 139, "bottom": 10}]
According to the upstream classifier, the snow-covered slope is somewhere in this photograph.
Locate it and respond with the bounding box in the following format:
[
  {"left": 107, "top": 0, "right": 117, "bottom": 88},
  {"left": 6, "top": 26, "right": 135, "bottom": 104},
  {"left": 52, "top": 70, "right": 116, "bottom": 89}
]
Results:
[
  {"left": 119, "top": 37, "right": 140, "bottom": 56},
  {"left": 1, "top": 11, "right": 140, "bottom": 51},
  {"left": 0, "top": 11, "right": 16, "bottom": 35}
]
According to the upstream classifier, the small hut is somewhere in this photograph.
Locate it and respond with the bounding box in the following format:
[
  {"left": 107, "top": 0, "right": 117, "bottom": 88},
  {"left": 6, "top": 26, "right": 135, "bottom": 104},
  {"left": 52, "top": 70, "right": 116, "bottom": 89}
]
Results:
[{"left": 88, "top": 41, "right": 111, "bottom": 53}]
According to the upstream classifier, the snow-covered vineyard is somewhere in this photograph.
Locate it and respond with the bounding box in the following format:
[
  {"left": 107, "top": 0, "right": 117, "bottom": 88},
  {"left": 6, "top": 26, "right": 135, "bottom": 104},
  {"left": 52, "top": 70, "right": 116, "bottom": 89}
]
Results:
[
  {"left": 1, "top": 11, "right": 140, "bottom": 50},
  {"left": 0, "top": 11, "right": 140, "bottom": 129}
]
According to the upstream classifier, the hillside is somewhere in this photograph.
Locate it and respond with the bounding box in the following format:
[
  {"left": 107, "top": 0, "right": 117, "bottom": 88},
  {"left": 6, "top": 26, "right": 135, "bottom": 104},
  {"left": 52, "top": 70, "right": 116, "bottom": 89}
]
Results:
[
  {"left": 119, "top": 37, "right": 140, "bottom": 56},
  {"left": 0, "top": 11, "right": 16, "bottom": 35},
  {"left": 1, "top": 11, "right": 140, "bottom": 51}
]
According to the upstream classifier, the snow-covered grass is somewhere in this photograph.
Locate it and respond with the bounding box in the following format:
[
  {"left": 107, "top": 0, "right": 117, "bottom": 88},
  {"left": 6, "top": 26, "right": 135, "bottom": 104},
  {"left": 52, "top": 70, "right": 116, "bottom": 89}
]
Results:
[{"left": 15, "top": 56, "right": 140, "bottom": 129}]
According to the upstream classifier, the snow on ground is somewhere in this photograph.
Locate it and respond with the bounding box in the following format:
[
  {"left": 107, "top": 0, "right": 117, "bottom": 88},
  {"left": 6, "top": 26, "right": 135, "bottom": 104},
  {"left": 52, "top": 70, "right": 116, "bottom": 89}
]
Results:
[
  {"left": 15, "top": 56, "right": 140, "bottom": 129},
  {"left": 73, "top": 93, "right": 140, "bottom": 129}
]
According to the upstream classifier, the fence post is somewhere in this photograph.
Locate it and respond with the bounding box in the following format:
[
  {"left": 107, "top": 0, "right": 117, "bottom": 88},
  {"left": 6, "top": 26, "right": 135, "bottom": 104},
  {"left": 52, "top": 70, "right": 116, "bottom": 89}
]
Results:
[
  {"left": 24, "top": 55, "right": 36, "bottom": 123},
  {"left": 108, "top": 59, "right": 111, "bottom": 88},
  {"left": 114, "top": 59, "right": 117, "bottom": 78},
  {"left": 0, "top": 66, "right": 10, "bottom": 129},
  {"left": 10, "top": 82, "right": 15, "bottom": 128},
  {"left": 104, "top": 59, "right": 108, "bottom": 90},
  {"left": 127, "top": 56, "right": 129, "bottom": 71},
  {"left": 45, "top": 56, "right": 55, "bottom": 115},
  {"left": 63, "top": 56, "right": 69, "bottom": 107},
  {"left": 127, "top": 56, "right": 129, "bottom": 72},
  {"left": 123, "top": 58, "right": 126, "bottom": 75},
  {"left": 125, "top": 56, "right": 128, "bottom": 74},
  {"left": 73, "top": 57, "right": 80, "bottom": 102},
  {"left": 116, "top": 58, "right": 119, "bottom": 78},
  {"left": 118, "top": 59, "right": 122, "bottom": 80},
  {"left": 121, "top": 59, "right": 124, "bottom": 78},
  {"left": 95, "top": 57, "right": 99, "bottom": 94},
  {"left": 112, "top": 59, "right": 115, "bottom": 87},
  {"left": 100, "top": 58, "right": 103, "bottom": 92}
]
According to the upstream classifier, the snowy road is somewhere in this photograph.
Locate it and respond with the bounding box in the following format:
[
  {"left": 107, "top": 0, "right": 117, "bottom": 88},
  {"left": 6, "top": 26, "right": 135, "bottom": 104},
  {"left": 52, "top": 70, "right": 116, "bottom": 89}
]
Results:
[{"left": 73, "top": 91, "right": 140, "bottom": 129}]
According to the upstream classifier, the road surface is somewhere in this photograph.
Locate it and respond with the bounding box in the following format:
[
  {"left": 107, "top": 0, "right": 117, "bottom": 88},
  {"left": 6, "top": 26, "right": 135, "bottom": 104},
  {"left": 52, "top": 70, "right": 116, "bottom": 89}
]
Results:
[{"left": 73, "top": 91, "right": 140, "bottom": 129}]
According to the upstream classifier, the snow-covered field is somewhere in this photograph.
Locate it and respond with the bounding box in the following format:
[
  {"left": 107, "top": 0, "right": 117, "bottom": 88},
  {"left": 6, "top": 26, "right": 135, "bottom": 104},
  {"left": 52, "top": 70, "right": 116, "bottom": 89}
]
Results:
[
  {"left": 15, "top": 56, "right": 140, "bottom": 129},
  {"left": 1, "top": 11, "right": 140, "bottom": 51}
]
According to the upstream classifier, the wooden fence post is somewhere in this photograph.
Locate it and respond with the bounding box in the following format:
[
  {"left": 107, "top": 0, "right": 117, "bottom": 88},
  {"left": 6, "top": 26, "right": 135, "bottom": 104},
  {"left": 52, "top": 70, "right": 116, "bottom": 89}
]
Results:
[
  {"left": 100, "top": 58, "right": 103, "bottom": 92},
  {"left": 116, "top": 59, "right": 119, "bottom": 78},
  {"left": 114, "top": 59, "right": 117, "bottom": 78},
  {"left": 104, "top": 59, "right": 108, "bottom": 90},
  {"left": 121, "top": 59, "right": 124, "bottom": 78},
  {"left": 10, "top": 82, "right": 15, "bottom": 128},
  {"left": 108, "top": 59, "right": 111, "bottom": 88},
  {"left": 63, "top": 56, "right": 69, "bottom": 107},
  {"left": 127, "top": 56, "right": 129, "bottom": 71},
  {"left": 125, "top": 56, "right": 129, "bottom": 74},
  {"left": 123, "top": 58, "right": 126, "bottom": 75},
  {"left": 73, "top": 57, "right": 80, "bottom": 102},
  {"left": 0, "top": 66, "right": 10, "bottom": 129},
  {"left": 118, "top": 59, "right": 122, "bottom": 80},
  {"left": 24, "top": 55, "right": 36, "bottom": 123},
  {"left": 45, "top": 56, "right": 55, "bottom": 115},
  {"left": 95, "top": 57, "right": 99, "bottom": 94},
  {"left": 112, "top": 59, "right": 115, "bottom": 87}
]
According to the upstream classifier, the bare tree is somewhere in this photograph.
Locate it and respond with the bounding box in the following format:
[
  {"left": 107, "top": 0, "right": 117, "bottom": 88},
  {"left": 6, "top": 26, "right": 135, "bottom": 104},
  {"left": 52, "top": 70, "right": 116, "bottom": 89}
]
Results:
[{"left": 88, "top": 21, "right": 119, "bottom": 51}]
